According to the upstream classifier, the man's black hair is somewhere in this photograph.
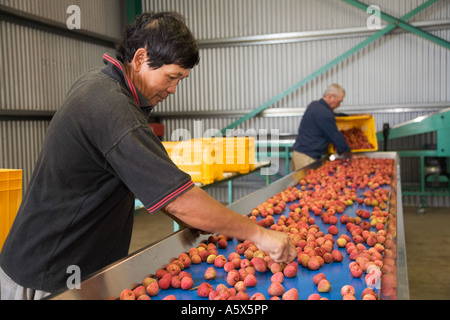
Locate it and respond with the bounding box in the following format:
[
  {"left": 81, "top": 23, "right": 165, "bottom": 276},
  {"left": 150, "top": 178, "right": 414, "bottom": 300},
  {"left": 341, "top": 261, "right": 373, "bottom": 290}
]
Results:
[{"left": 116, "top": 11, "right": 200, "bottom": 69}]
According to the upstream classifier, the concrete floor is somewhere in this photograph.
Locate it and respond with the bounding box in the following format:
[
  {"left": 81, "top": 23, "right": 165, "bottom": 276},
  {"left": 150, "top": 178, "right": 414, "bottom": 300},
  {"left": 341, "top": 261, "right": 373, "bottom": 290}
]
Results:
[{"left": 129, "top": 205, "right": 450, "bottom": 300}]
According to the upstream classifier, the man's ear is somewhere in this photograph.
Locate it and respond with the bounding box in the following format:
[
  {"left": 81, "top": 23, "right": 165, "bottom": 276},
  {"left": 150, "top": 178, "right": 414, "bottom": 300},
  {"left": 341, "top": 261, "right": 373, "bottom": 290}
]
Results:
[{"left": 131, "top": 48, "right": 148, "bottom": 72}]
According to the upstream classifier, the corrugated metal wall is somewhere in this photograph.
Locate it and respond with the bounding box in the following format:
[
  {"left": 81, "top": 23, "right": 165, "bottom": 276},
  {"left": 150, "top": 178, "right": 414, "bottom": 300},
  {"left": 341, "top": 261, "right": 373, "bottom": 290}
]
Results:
[
  {"left": 0, "top": 0, "right": 124, "bottom": 188},
  {"left": 143, "top": 0, "right": 450, "bottom": 207}
]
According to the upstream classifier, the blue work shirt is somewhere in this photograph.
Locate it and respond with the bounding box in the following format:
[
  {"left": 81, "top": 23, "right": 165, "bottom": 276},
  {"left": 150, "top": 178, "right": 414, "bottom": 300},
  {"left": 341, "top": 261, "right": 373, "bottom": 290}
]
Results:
[{"left": 293, "top": 98, "right": 350, "bottom": 159}]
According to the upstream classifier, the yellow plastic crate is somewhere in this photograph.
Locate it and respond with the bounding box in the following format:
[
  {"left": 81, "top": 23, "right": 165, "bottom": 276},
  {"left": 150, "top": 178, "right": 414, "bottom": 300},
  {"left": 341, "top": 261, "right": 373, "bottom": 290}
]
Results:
[
  {"left": 162, "top": 140, "right": 224, "bottom": 185},
  {"left": 328, "top": 114, "right": 378, "bottom": 153},
  {"left": 0, "top": 169, "right": 22, "bottom": 251},
  {"left": 221, "top": 137, "right": 256, "bottom": 174}
]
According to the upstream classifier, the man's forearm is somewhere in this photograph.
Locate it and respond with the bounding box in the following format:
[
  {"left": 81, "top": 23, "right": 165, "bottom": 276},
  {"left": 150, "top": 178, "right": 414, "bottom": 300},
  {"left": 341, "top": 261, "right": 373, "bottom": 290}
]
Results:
[{"left": 163, "top": 186, "right": 264, "bottom": 243}]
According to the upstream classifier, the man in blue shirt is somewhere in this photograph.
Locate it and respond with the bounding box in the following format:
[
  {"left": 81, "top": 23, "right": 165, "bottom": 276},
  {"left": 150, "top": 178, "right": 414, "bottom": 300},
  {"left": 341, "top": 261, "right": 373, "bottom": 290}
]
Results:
[{"left": 292, "top": 84, "right": 351, "bottom": 171}]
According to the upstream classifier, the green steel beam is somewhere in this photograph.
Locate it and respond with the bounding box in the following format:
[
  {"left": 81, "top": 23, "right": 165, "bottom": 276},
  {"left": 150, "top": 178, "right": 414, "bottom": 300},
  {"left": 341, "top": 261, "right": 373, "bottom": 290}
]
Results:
[
  {"left": 221, "top": 0, "right": 438, "bottom": 134},
  {"left": 343, "top": 0, "right": 450, "bottom": 50},
  {"left": 126, "top": 0, "right": 142, "bottom": 25}
]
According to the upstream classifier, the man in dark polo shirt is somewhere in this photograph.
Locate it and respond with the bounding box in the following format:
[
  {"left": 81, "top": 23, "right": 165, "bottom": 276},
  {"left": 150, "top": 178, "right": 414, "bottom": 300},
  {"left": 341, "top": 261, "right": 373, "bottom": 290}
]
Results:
[
  {"left": 0, "top": 12, "right": 296, "bottom": 300},
  {"left": 292, "top": 84, "right": 351, "bottom": 171}
]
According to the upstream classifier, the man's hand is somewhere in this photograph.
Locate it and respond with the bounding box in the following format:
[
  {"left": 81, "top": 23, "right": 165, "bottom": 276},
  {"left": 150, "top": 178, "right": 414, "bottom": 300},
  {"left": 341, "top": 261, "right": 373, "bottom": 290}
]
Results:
[{"left": 253, "top": 229, "right": 297, "bottom": 264}]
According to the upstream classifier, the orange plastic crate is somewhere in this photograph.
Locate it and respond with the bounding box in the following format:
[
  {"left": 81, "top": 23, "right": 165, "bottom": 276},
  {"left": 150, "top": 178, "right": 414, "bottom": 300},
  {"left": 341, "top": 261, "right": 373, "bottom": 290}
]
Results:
[
  {"left": 328, "top": 114, "right": 378, "bottom": 153},
  {"left": 0, "top": 169, "right": 22, "bottom": 251}
]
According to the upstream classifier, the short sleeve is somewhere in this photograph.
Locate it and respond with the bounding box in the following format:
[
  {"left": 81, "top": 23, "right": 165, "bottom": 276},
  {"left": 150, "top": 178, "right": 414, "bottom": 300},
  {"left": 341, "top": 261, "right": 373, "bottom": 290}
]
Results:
[{"left": 105, "top": 125, "right": 194, "bottom": 213}]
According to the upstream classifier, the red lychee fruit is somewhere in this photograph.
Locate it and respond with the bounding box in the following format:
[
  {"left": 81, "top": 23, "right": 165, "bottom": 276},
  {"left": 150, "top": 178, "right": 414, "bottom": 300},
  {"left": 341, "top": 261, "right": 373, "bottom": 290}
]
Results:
[
  {"left": 341, "top": 285, "right": 355, "bottom": 297},
  {"left": 132, "top": 285, "right": 146, "bottom": 299},
  {"left": 350, "top": 264, "right": 363, "bottom": 278},
  {"left": 120, "top": 289, "right": 135, "bottom": 300},
  {"left": 158, "top": 276, "right": 171, "bottom": 290},
  {"left": 332, "top": 249, "right": 343, "bottom": 262},
  {"left": 307, "top": 256, "right": 321, "bottom": 270},
  {"left": 166, "top": 263, "right": 181, "bottom": 276},
  {"left": 283, "top": 264, "right": 297, "bottom": 278},
  {"left": 244, "top": 274, "right": 257, "bottom": 287},
  {"left": 180, "top": 276, "right": 194, "bottom": 290},
  {"left": 205, "top": 267, "right": 217, "bottom": 280},
  {"left": 224, "top": 261, "right": 235, "bottom": 272},
  {"left": 328, "top": 225, "right": 339, "bottom": 235},
  {"left": 214, "top": 255, "right": 227, "bottom": 268},
  {"left": 308, "top": 293, "right": 321, "bottom": 300},
  {"left": 282, "top": 288, "right": 299, "bottom": 300},
  {"left": 268, "top": 282, "right": 285, "bottom": 297},
  {"left": 318, "top": 279, "right": 331, "bottom": 293},
  {"left": 146, "top": 282, "right": 159, "bottom": 296},
  {"left": 250, "top": 293, "right": 266, "bottom": 300},
  {"left": 226, "top": 270, "right": 240, "bottom": 286},
  {"left": 218, "top": 238, "right": 228, "bottom": 249},
  {"left": 190, "top": 254, "right": 202, "bottom": 264},
  {"left": 271, "top": 271, "right": 284, "bottom": 283},
  {"left": 234, "top": 281, "right": 247, "bottom": 292},
  {"left": 170, "top": 275, "right": 182, "bottom": 288},
  {"left": 197, "top": 282, "right": 213, "bottom": 297},
  {"left": 251, "top": 257, "right": 267, "bottom": 273},
  {"left": 312, "top": 273, "right": 326, "bottom": 285}
]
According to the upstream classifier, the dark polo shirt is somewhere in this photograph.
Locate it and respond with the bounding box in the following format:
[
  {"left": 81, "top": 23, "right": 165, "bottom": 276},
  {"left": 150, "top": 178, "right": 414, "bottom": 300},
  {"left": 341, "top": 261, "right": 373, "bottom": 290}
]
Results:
[
  {"left": 293, "top": 98, "right": 350, "bottom": 159},
  {"left": 0, "top": 54, "right": 193, "bottom": 293}
]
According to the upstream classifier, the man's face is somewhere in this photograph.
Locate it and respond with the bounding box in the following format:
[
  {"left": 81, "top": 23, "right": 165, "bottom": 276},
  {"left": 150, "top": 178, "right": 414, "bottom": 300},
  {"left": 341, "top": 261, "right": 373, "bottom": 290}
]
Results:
[
  {"left": 133, "top": 63, "right": 190, "bottom": 106},
  {"left": 327, "top": 92, "right": 345, "bottom": 110},
  {"left": 126, "top": 49, "right": 191, "bottom": 106}
]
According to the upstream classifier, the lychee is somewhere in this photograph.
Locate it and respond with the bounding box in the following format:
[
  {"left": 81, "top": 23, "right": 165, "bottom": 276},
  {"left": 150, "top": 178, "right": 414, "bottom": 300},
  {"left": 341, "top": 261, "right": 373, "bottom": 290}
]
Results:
[
  {"left": 205, "top": 267, "right": 217, "bottom": 280},
  {"left": 234, "top": 281, "right": 247, "bottom": 292},
  {"left": 332, "top": 249, "right": 343, "bottom": 262},
  {"left": 132, "top": 285, "right": 146, "bottom": 299},
  {"left": 227, "top": 270, "right": 240, "bottom": 286},
  {"left": 158, "top": 276, "right": 171, "bottom": 290},
  {"left": 120, "top": 289, "right": 135, "bottom": 300},
  {"left": 243, "top": 274, "right": 257, "bottom": 287},
  {"left": 271, "top": 271, "right": 284, "bottom": 283},
  {"left": 214, "top": 255, "right": 227, "bottom": 268},
  {"left": 181, "top": 276, "right": 194, "bottom": 290},
  {"left": 328, "top": 225, "right": 339, "bottom": 235},
  {"left": 250, "top": 293, "right": 266, "bottom": 300},
  {"left": 312, "top": 273, "right": 326, "bottom": 285},
  {"left": 317, "top": 279, "right": 331, "bottom": 293},
  {"left": 309, "top": 293, "right": 322, "bottom": 300},
  {"left": 268, "top": 282, "right": 285, "bottom": 296},
  {"left": 146, "top": 282, "right": 159, "bottom": 296},
  {"left": 190, "top": 254, "right": 202, "bottom": 264},
  {"left": 307, "top": 256, "right": 321, "bottom": 270},
  {"left": 251, "top": 257, "right": 267, "bottom": 273},
  {"left": 171, "top": 275, "right": 182, "bottom": 288},
  {"left": 283, "top": 264, "right": 297, "bottom": 278},
  {"left": 282, "top": 288, "right": 299, "bottom": 300},
  {"left": 197, "top": 282, "right": 213, "bottom": 297},
  {"left": 224, "top": 261, "right": 235, "bottom": 272},
  {"left": 340, "top": 285, "right": 355, "bottom": 297}
]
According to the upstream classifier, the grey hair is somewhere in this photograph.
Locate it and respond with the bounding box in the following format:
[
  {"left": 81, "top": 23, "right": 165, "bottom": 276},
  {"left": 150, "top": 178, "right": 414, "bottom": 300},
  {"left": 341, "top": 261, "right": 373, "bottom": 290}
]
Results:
[{"left": 323, "top": 84, "right": 346, "bottom": 97}]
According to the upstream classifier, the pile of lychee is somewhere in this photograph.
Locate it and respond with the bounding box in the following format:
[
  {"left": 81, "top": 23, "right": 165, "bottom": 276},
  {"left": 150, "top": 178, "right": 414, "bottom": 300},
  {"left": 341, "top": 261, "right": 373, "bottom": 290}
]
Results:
[{"left": 119, "top": 157, "right": 393, "bottom": 300}]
